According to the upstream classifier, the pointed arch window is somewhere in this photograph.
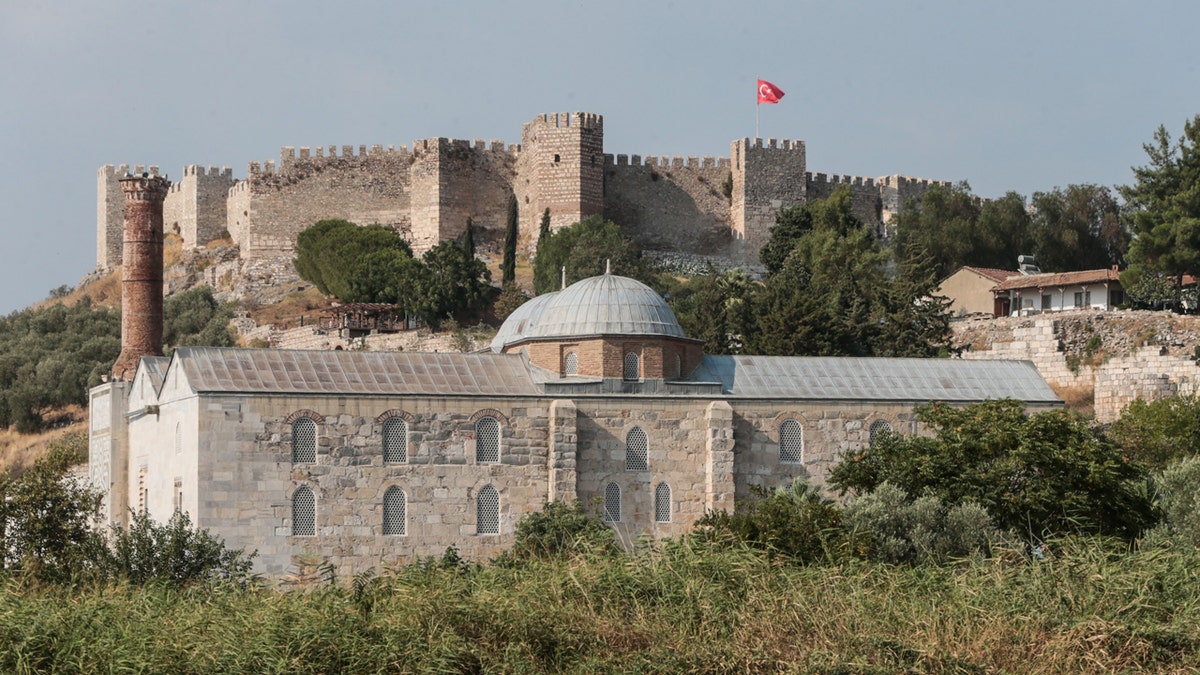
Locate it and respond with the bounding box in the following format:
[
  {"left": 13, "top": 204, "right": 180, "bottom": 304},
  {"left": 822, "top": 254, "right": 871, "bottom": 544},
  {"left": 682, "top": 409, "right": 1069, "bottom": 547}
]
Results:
[
  {"left": 625, "top": 426, "right": 648, "bottom": 471},
  {"left": 477, "top": 484, "right": 499, "bottom": 535},
  {"left": 382, "top": 417, "right": 408, "bottom": 464},
  {"left": 292, "top": 486, "right": 315, "bottom": 536},
  {"left": 292, "top": 418, "right": 317, "bottom": 463},
  {"left": 475, "top": 416, "right": 500, "bottom": 464},
  {"left": 383, "top": 486, "right": 407, "bottom": 535},
  {"left": 623, "top": 352, "right": 640, "bottom": 381},
  {"left": 654, "top": 482, "right": 672, "bottom": 523},
  {"left": 869, "top": 420, "right": 893, "bottom": 446},
  {"left": 603, "top": 482, "right": 622, "bottom": 523},
  {"left": 564, "top": 352, "right": 578, "bottom": 376},
  {"left": 779, "top": 419, "right": 803, "bottom": 464}
]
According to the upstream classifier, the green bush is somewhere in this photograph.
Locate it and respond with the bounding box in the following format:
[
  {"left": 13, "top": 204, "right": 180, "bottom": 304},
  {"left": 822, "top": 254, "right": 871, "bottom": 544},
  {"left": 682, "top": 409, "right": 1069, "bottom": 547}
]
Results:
[
  {"left": 1144, "top": 456, "right": 1200, "bottom": 548},
  {"left": 830, "top": 400, "right": 1156, "bottom": 541},
  {"left": 101, "top": 509, "right": 256, "bottom": 587},
  {"left": 501, "top": 500, "right": 617, "bottom": 562},
  {"left": 1108, "top": 394, "right": 1200, "bottom": 469},
  {"left": 843, "top": 482, "right": 1001, "bottom": 564},
  {"left": 691, "top": 480, "right": 844, "bottom": 563}
]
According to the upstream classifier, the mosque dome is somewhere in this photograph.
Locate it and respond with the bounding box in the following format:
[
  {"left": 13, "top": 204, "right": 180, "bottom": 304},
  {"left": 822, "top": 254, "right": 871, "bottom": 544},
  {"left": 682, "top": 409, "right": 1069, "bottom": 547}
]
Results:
[{"left": 491, "top": 272, "right": 685, "bottom": 352}]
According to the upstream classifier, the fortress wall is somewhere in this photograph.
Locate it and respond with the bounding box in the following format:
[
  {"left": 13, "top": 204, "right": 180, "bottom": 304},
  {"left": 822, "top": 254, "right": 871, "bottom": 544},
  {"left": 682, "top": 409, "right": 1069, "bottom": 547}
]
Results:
[
  {"left": 805, "top": 172, "right": 884, "bottom": 235},
  {"left": 409, "top": 138, "right": 517, "bottom": 251},
  {"left": 240, "top": 145, "right": 415, "bottom": 259},
  {"left": 731, "top": 138, "right": 807, "bottom": 260},
  {"left": 97, "top": 165, "right": 129, "bottom": 270},
  {"left": 877, "top": 174, "right": 953, "bottom": 226},
  {"left": 163, "top": 165, "right": 236, "bottom": 249},
  {"left": 226, "top": 180, "right": 251, "bottom": 249},
  {"left": 603, "top": 154, "right": 734, "bottom": 255}
]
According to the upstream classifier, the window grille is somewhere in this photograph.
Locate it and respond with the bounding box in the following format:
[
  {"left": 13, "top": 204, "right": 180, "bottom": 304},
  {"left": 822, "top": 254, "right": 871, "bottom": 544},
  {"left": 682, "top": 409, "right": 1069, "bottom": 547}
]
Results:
[
  {"left": 475, "top": 416, "right": 500, "bottom": 464},
  {"left": 869, "top": 420, "right": 892, "bottom": 446},
  {"left": 383, "top": 486, "right": 406, "bottom": 535},
  {"left": 654, "top": 482, "right": 672, "bottom": 523},
  {"left": 292, "top": 486, "right": 315, "bottom": 536},
  {"left": 674, "top": 353, "right": 682, "bottom": 378},
  {"left": 603, "top": 483, "right": 621, "bottom": 523},
  {"left": 382, "top": 417, "right": 408, "bottom": 464},
  {"left": 292, "top": 418, "right": 317, "bottom": 463},
  {"left": 564, "top": 352, "right": 578, "bottom": 375},
  {"left": 779, "top": 419, "right": 803, "bottom": 464},
  {"left": 623, "top": 352, "right": 640, "bottom": 381},
  {"left": 477, "top": 484, "right": 499, "bottom": 534},
  {"left": 625, "top": 426, "right": 648, "bottom": 471}
]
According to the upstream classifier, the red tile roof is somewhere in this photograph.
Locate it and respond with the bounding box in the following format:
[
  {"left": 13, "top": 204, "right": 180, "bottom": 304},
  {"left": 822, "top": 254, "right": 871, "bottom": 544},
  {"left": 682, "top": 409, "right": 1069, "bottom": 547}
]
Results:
[
  {"left": 992, "top": 268, "right": 1122, "bottom": 292},
  {"left": 962, "top": 267, "right": 1020, "bottom": 283}
]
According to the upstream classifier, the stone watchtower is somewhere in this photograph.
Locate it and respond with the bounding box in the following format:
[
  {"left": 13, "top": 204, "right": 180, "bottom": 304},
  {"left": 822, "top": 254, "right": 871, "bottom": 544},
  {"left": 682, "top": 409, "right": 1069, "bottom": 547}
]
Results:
[
  {"left": 112, "top": 172, "right": 171, "bottom": 380},
  {"left": 520, "top": 113, "right": 605, "bottom": 232},
  {"left": 730, "top": 138, "right": 807, "bottom": 255}
]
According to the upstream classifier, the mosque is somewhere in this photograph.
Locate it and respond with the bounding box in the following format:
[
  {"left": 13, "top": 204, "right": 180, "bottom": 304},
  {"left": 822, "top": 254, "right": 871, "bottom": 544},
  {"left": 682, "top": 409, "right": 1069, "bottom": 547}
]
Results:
[{"left": 88, "top": 174, "right": 1061, "bottom": 575}]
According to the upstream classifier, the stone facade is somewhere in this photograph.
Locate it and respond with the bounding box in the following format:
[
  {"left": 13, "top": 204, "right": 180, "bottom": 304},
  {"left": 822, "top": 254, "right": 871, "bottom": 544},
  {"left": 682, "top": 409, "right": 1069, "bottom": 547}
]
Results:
[{"left": 97, "top": 111, "right": 954, "bottom": 273}]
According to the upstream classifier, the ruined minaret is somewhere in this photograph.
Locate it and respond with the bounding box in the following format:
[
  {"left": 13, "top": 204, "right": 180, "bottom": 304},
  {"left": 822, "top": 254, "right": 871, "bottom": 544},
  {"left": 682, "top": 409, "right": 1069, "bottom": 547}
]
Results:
[{"left": 111, "top": 171, "right": 171, "bottom": 380}]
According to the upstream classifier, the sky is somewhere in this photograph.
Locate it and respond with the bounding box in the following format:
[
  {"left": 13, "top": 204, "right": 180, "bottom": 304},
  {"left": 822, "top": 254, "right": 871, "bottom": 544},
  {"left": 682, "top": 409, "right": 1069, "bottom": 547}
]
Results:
[{"left": 0, "top": 0, "right": 1196, "bottom": 315}]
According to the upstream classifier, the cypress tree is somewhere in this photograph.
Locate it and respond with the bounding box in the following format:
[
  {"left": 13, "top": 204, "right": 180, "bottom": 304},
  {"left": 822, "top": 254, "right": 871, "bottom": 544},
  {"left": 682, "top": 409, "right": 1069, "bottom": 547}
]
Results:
[
  {"left": 502, "top": 195, "right": 518, "bottom": 286},
  {"left": 463, "top": 217, "right": 476, "bottom": 260},
  {"left": 538, "top": 208, "right": 551, "bottom": 251}
]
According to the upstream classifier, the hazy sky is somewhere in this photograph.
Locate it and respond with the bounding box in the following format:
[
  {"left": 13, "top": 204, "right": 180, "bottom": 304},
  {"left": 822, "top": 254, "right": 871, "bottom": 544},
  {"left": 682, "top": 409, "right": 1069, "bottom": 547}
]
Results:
[{"left": 0, "top": 1, "right": 1196, "bottom": 314}]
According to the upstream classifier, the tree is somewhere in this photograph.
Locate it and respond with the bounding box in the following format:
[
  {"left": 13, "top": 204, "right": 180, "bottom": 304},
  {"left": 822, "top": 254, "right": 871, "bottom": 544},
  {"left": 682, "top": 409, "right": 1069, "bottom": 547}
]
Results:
[
  {"left": 1119, "top": 116, "right": 1200, "bottom": 307},
  {"left": 1107, "top": 395, "right": 1200, "bottom": 470},
  {"left": 871, "top": 248, "right": 957, "bottom": 358},
  {"left": 537, "top": 208, "right": 551, "bottom": 253},
  {"left": 163, "top": 286, "right": 235, "bottom": 351},
  {"left": 532, "top": 216, "right": 655, "bottom": 294},
  {"left": 293, "top": 219, "right": 413, "bottom": 301},
  {"left": 412, "top": 240, "right": 493, "bottom": 326},
  {"left": 462, "top": 217, "right": 476, "bottom": 261},
  {"left": 829, "top": 400, "right": 1155, "bottom": 540},
  {"left": 0, "top": 442, "right": 105, "bottom": 583},
  {"left": 691, "top": 480, "right": 844, "bottom": 564},
  {"left": 890, "top": 182, "right": 985, "bottom": 280},
  {"left": 669, "top": 269, "right": 754, "bottom": 354},
  {"left": 1029, "top": 184, "right": 1128, "bottom": 271},
  {"left": 502, "top": 195, "right": 518, "bottom": 287},
  {"left": 102, "top": 509, "right": 255, "bottom": 587}
]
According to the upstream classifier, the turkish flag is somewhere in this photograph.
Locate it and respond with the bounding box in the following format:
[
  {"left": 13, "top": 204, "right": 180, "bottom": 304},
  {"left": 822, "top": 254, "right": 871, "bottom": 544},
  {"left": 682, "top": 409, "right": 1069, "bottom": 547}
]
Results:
[{"left": 757, "top": 79, "right": 785, "bottom": 104}]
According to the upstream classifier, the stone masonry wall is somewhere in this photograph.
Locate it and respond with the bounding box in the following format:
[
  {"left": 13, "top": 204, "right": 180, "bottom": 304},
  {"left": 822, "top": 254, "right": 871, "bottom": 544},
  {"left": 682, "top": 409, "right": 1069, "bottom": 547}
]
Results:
[
  {"left": 731, "top": 138, "right": 807, "bottom": 255},
  {"left": 97, "top": 165, "right": 128, "bottom": 270},
  {"left": 604, "top": 154, "right": 735, "bottom": 255},
  {"left": 163, "top": 165, "right": 236, "bottom": 249}
]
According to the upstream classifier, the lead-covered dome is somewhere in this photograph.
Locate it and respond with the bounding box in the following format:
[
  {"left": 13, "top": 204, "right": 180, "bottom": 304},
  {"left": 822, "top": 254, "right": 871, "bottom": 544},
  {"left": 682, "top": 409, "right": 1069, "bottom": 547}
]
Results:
[{"left": 491, "top": 273, "right": 685, "bottom": 352}]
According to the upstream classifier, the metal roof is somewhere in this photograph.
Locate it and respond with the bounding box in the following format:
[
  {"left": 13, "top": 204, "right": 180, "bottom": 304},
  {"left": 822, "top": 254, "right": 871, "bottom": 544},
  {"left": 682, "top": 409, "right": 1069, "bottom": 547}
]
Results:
[
  {"left": 137, "top": 356, "right": 171, "bottom": 391},
  {"left": 688, "top": 355, "right": 1061, "bottom": 403},
  {"left": 172, "top": 347, "right": 542, "bottom": 396},
  {"left": 489, "top": 291, "right": 558, "bottom": 353},
  {"left": 525, "top": 273, "right": 685, "bottom": 341}
]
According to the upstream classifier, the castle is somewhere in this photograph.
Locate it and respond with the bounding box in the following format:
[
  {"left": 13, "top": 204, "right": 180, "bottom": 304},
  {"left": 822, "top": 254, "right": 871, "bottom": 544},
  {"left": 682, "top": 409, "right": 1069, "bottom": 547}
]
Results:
[{"left": 97, "top": 111, "right": 953, "bottom": 277}]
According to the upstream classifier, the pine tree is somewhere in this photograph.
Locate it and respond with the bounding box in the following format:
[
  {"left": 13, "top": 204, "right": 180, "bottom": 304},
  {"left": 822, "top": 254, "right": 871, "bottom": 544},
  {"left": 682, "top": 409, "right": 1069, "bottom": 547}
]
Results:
[{"left": 502, "top": 195, "right": 518, "bottom": 287}]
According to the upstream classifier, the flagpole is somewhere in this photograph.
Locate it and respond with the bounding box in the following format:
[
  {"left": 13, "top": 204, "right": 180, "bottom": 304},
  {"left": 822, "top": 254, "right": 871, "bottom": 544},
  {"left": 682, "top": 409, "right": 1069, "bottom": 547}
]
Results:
[{"left": 755, "top": 101, "right": 760, "bottom": 139}]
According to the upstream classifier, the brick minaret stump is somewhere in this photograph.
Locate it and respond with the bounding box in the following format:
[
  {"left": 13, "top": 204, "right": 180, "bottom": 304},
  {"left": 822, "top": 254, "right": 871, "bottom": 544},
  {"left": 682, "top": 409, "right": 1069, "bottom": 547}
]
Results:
[{"left": 111, "top": 173, "right": 170, "bottom": 380}]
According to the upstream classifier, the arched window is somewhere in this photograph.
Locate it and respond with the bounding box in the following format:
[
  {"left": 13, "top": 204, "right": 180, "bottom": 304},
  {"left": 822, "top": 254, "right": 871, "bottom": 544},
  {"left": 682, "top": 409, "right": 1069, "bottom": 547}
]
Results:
[
  {"left": 673, "top": 353, "right": 682, "bottom": 378},
  {"left": 477, "top": 484, "right": 499, "bottom": 535},
  {"left": 292, "top": 417, "right": 317, "bottom": 463},
  {"left": 475, "top": 416, "right": 500, "bottom": 464},
  {"left": 654, "top": 482, "right": 672, "bottom": 523},
  {"left": 623, "top": 352, "right": 640, "bottom": 381},
  {"left": 382, "top": 417, "right": 408, "bottom": 464},
  {"left": 625, "top": 426, "right": 648, "bottom": 471},
  {"left": 564, "top": 352, "right": 578, "bottom": 376},
  {"left": 175, "top": 422, "right": 182, "bottom": 455},
  {"left": 869, "top": 420, "right": 893, "bottom": 446},
  {"left": 292, "top": 486, "right": 315, "bottom": 536},
  {"left": 383, "top": 486, "right": 406, "bottom": 536},
  {"left": 603, "top": 482, "right": 622, "bottom": 523},
  {"left": 779, "top": 419, "right": 803, "bottom": 464}
]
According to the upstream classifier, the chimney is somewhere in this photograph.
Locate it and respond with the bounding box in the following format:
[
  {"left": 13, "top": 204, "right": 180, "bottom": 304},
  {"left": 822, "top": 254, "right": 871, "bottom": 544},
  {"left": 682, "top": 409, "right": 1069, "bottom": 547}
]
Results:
[{"left": 111, "top": 172, "right": 171, "bottom": 380}]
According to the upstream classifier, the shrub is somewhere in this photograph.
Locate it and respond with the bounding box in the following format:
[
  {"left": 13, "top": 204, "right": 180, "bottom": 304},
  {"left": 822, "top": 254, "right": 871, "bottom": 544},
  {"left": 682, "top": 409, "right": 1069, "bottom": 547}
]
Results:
[
  {"left": 1108, "top": 394, "right": 1200, "bottom": 469},
  {"left": 1143, "top": 456, "right": 1200, "bottom": 547},
  {"left": 842, "top": 482, "right": 1001, "bottom": 564},
  {"left": 691, "top": 480, "right": 844, "bottom": 563},
  {"left": 830, "top": 400, "right": 1156, "bottom": 541},
  {"left": 101, "top": 509, "right": 256, "bottom": 587},
  {"left": 502, "top": 500, "right": 617, "bottom": 562}
]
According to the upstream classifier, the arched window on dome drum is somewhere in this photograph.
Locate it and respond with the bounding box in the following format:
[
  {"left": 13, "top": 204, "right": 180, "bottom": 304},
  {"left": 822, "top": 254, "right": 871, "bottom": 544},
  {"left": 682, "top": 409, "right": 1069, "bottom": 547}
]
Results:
[
  {"left": 292, "top": 418, "right": 317, "bottom": 463},
  {"left": 292, "top": 486, "right": 315, "bottom": 536},
  {"left": 564, "top": 352, "right": 578, "bottom": 376},
  {"left": 475, "top": 416, "right": 500, "bottom": 464},
  {"left": 477, "top": 485, "right": 499, "bottom": 535},
  {"left": 779, "top": 419, "right": 803, "bottom": 464},
  {"left": 623, "top": 352, "right": 640, "bottom": 381},
  {"left": 654, "top": 482, "right": 672, "bottom": 523},
  {"left": 382, "top": 486, "right": 406, "bottom": 535},
  {"left": 382, "top": 417, "right": 407, "bottom": 464},
  {"left": 625, "top": 426, "right": 648, "bottom": 471},
  {"left": 674, "top": 353, "right": 682, "bottom": 378},
  {"left": 603, "top": 483, "right": 622, "bottom": 523},
  {"left": 869, "top": 420, "right": 893, "bottom": 446}
]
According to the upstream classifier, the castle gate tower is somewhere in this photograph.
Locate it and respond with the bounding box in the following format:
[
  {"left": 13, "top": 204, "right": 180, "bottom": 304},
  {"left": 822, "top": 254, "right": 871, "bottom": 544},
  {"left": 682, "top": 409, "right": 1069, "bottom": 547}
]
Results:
[{"left": 112, "top": 172, "right": 171, "bottom": 380}]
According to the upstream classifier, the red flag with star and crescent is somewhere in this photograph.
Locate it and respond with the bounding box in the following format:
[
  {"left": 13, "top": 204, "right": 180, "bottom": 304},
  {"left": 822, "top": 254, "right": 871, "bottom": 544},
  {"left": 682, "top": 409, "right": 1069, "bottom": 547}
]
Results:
[{"left": 757, "top": 79, "right": 785, "bottom": 104}]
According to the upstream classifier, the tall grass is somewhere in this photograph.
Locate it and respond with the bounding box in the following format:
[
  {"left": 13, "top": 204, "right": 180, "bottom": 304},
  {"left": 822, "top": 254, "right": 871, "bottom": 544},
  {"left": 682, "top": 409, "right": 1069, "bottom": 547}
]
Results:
[{"left": 2, "top": 538, "right": 1199, "bottom": 673}]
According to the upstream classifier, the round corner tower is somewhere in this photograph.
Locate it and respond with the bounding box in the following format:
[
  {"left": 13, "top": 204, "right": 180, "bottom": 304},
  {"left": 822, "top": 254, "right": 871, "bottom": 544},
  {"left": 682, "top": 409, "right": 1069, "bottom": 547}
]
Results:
[{"left": 111, "top": 172, "right": 171, "bottom": 380}]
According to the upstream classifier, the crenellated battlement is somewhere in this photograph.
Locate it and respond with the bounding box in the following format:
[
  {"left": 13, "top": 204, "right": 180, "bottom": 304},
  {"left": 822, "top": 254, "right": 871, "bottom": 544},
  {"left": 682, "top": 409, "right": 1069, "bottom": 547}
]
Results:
[
  {"left": 877, "top": 174, "right": 953, "bottom": 190},
  {"left": 606, "top": 154, "right": 731, "bottom": 169},
  {"left": 525, "top": 111, "right": 604, "bottom": 132},
  {"left": 806, "top": 172, "right": 877, "bottom": 188},
  {"left": 735, "top": 137, "right": 805, "bottom": 152},
  {"left": 183, "top": 165, "right": 233, "bottom": 179}
]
